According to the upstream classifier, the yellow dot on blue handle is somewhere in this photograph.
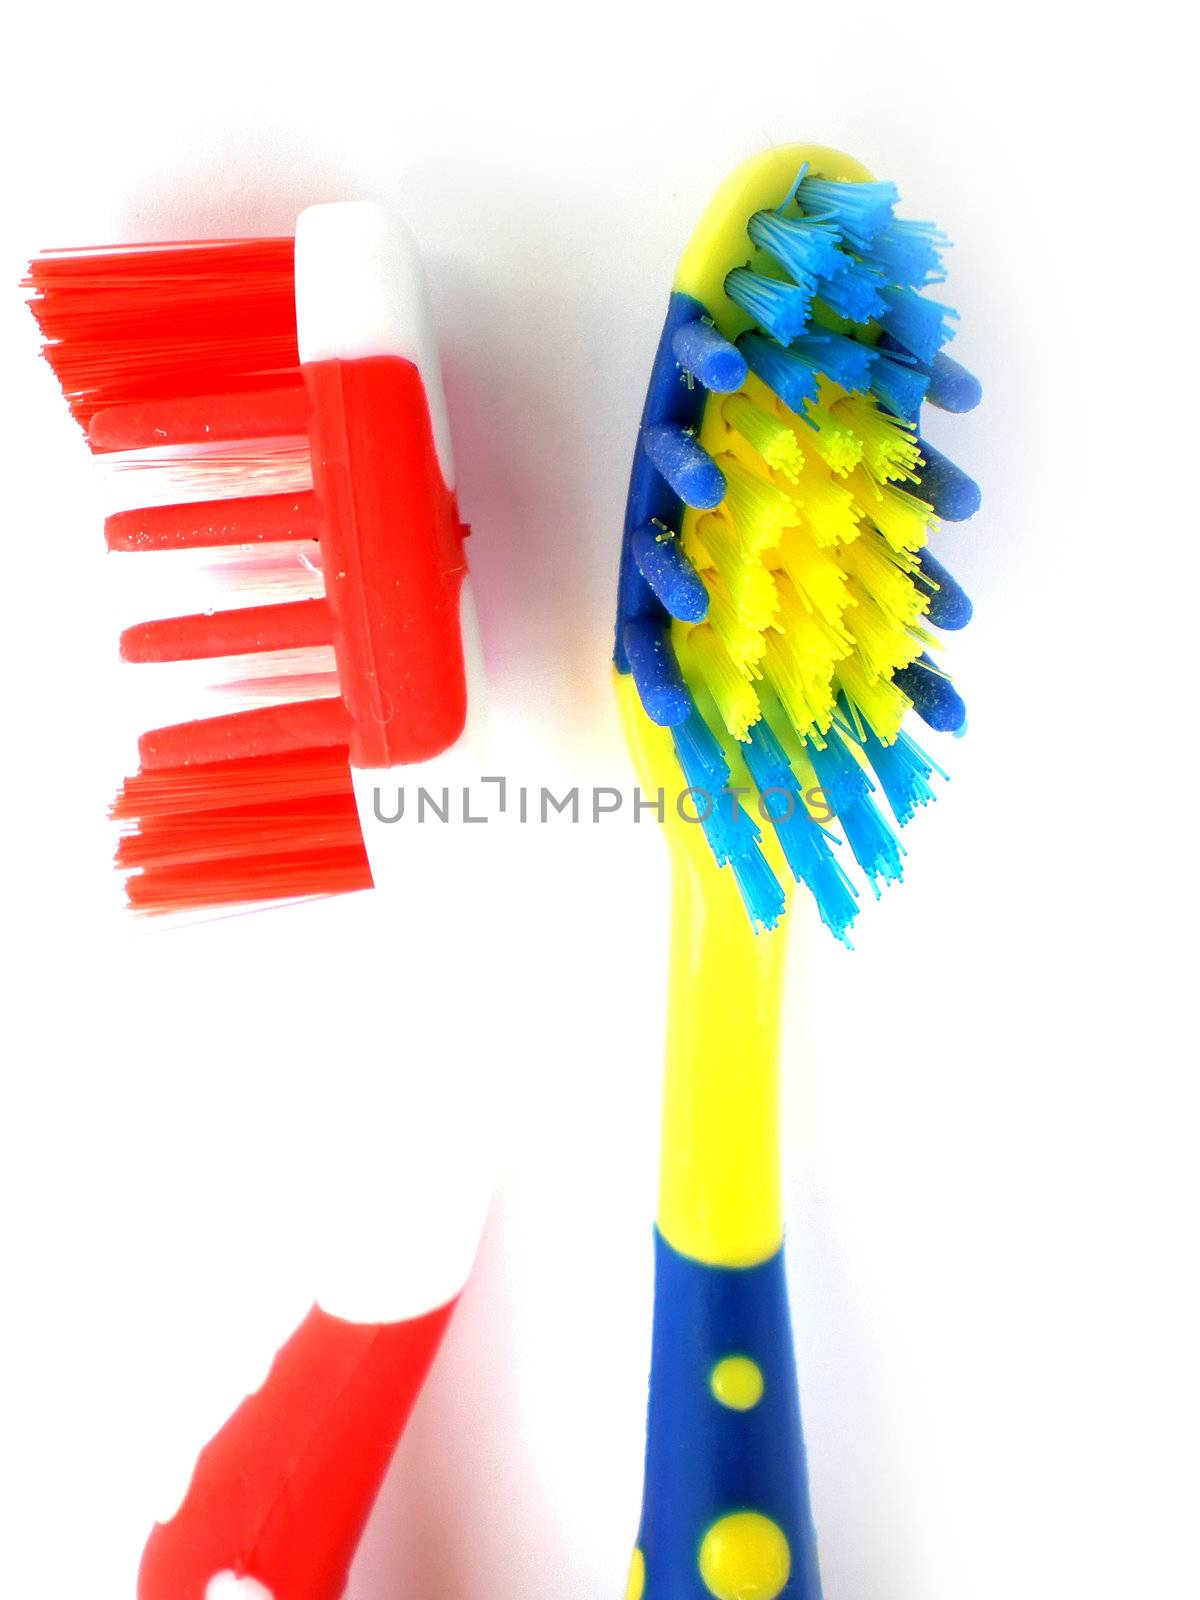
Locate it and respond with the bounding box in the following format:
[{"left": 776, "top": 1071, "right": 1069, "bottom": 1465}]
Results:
[
  {"left": 710, "top": 1355, "right": 765, "bottom": 1411},
  {"left": 624, "top": 1547, "right": 645, "bottom": 1600},
  {"left": 698, "top": 1511, "right": 790, "bottom": 1600}
]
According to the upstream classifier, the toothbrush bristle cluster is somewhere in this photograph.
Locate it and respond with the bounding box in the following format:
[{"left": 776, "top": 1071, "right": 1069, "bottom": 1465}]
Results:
[
  {"left": 29, "top": 206, "right": 471, "bottom": 916},
  {"left": 616, "top": 166, "right": 982, "bottom": 941},
  {"left": 26, "top": 238, "right": 372, "bottom": 913}
]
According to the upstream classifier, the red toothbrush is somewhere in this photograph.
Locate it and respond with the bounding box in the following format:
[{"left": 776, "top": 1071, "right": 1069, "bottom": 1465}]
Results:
[{"left": 27, "top": 202, "right": 490, "bottom": 1600}]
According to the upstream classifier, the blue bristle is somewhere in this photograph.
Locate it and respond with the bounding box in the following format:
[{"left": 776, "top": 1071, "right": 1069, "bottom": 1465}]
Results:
[
  {"left": 916, "top": 549, "right": 973, "bottom": 629},
  {"left": 728, "top": 845, "right": 788, "bottom": 932},
  {"left": 748, "top": 210, "right": 846, "bottom": 293},
  {"left": 916, "top": 438, "right": 981, "bottom": 520},
  {"left": 790, "top": 330, "right": 875, "bottom": 395},
  {"left": 795, "top": 176, "right": 898, "bottom": 252},
  {"left": 871, "top": 353, "right": 930, "bottom": 423},
  {"left": 642, "top": 422, "right": 726, "bottom": 510},
  {"left": 814, "top": 261, "right": 887, "bottom": 325},
  {"left": 725, "top": 267, "right": 812, "bottom": 344},
  {"left": 631, "top": 523, "right": 710, "bottom": 623},
  {"left": 622, "top": 616, "right": 694, "bottom": 727},
  {"left": 893, "top": 654, "right": 967, "bottom": 733},
  {"left": 807, "top": 732, "right": 905, "bottom": 894},
  {"left": 858, "top": 723, "right": 946, "bottom": 827},
  {"left": 925, "top": 350, "right": 982, "bottom": 413},
  {"left": 739, "top": 333, "right": 821, "bottom": 412},
  {"left": 862, "top": 219, "right": 949, "bottom": 287},
  {"left": 878, "top": 286, "right": 957, "bottom": 365},
  {"left": 671, "top": 319, "right": 748, "bottom": 393},
  {"left": 744, "top": 721, "right": 858, "bottom": 944},
  {"left": 672, "top": 706, "right": 731, "bottom": 798},
  {"left": 671, "top": 710, "right": 786, "bottom": 931}
]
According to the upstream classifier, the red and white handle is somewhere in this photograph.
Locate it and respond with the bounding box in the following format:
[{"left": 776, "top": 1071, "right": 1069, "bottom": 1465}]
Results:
[{"left": 136, "top": 203, "right": 491, "bottom": 1600}]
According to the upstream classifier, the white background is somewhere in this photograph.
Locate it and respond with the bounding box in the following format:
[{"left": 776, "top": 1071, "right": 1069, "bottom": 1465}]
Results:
[{"left": 0, "top": 5, "right": 1195, "bottom": 1598}]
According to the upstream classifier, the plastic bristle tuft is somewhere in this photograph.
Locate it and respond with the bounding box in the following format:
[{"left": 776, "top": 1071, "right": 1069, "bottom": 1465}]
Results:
[
  {"left": 878, "top": 286, "right": 957, "bottom": 365},
  {"left": 807, "top": 731, "right": 905, "bottom": 893},
  {"left": 722, "top": 394, "right": 806, "bottom": 480},
  {"left": 112, "top": 746, "right": 371, "bottom": 913},
  {"left": 744, "top": 718, "right": 858, "bottom": 945},
  {"left": 739, "top": 334, "right": 821, "bottom": 413},
  {"left": 870, "top": 352, "right": 930, "bottom": 422},
  {"left": 670, "top": 711, "right": 786, "bottom": 931},
  {"left": 857, "top": 720, "right": 947, "bottom": 827},
  {"left": 748, "top": 211, "right": 846, "bottom": 294},
  {"left": 24, "top": 238, "right": 298, "bottom": 435},
  {"left": 725, "top": 268, "right": 812, "bottom": 344},
  {"left": 788, "top": 332, "right": 875, "bottom": 396},
  {"left": 795, "top": 176, "right": 898, "bottom": 252},
  {"left": 812, "top": 263, "right": 887, "bottom": 327},
  {"left": 861, "top": 219, "right": 949, "bottom": 288}
]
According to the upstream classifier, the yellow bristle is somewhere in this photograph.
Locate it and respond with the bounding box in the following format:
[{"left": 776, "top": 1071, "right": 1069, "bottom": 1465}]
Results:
[
  {"left": 718, "top": 456, "right": 800, "bottom": 554},
  {"left": 681, "top": 517, "right": 714, "bottom": 572},
  {"left": 843, "top": 580, "right": 927, "bottom": 682},
  {"left": 840, "top": 528, "right": 930, "bottom": 626},
  {"left": 705, "top": 575, "right": 769, "bottom": 671},
  {"left": 799, "top": 385, "right": 864, "bottom": 476},
  {"left": 693, "top": 514, "right": 780, "bottom": 631},
  {"left": 685, "top": 625, "right": 761, "bottom": 742},
  {"left": 722, "top": 394, "right": 806, "bottom": 481},
  {"left": 776, "top": 528, "right": 853, "bottom": 626},
  {"left": 836, "top": 396, "right": 924, "bottom": 485},
  {"left": 762, "top": 576, "right": 853, "bottom": 741},
  {"left": 835, "top": 655, "right": 913, "bottom": 745},
  {"left": 773, "top": 576, "right": 854, "bottom": 671},
  {"left": 783, "top": 464, "right": 864, "bottom": 548},
  {"left": 764, "top": 633, "right": 836, "bottom": 745},
  {"left": 849, "top": 471, "right": 937, "bottom": 553}
]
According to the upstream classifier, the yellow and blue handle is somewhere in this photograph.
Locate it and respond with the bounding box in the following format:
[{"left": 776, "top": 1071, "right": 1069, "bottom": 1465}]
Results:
[{"left": 619, "top": 677, "right": 819, "bottom": 1600}]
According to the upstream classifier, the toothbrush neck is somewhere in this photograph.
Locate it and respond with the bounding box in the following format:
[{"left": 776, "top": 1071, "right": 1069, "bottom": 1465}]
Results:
[{"left": 657, "top": 861, "right": 788, "bottom": 1268}]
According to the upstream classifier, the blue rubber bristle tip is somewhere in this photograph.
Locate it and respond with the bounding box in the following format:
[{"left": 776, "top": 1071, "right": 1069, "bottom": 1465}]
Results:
[
  {"left": 642, "top": 422, "right": 726, "bottom": 511},
  {"left": 927, "top": 350, "right": 982, "bottom": 413},
  {"left": 917, "top": 549, "right": 973, "bottom": 629},
  {"left": 895, "top": 655, "right": 968, "bottom": 733},
  {"left": 917, "top": 439, "right": 981, "bottom": 521},
  {"left": 671, "top": 320, "right": 748, "bottom": 394},
  {"left": 623, "top": 617, "right": 693, "bottom": 726},
  {"left": 631, "top": 523, "right": 709, "bottom": 623}
]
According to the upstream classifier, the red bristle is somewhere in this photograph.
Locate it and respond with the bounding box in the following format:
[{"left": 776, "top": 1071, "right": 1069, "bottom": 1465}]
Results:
[
  {"left": 28, "top": 234, "right": 383, "bottom": 917},
  {"left": 88, "top": 383, "right": 309, "bottom": 452},
  {"left": 138, "top": 698, "right": 354, "bottom": 769},
  {"left": 111, "top": 746, "right": 357, "bottom": 820},
  {"left": 24, "top": 238, "right": 298, "bottom": 433},
  {"left": 121, "top": 599, "right": 334, "bottom": 663},
  {"left": 116, "top": 793, "right": 362, "bottom": 870},
  {"left": 124, "top": 846, "right": 373, "bottom": 913},
  {"left": 105, "top": 491, "right": 322, "bottom": 551},
  {"left": 113, "top": 747, "right": 372, "bottom": 913}
]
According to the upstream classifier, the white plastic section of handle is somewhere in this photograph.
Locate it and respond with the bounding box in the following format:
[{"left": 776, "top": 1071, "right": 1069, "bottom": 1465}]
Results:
[{"left": 293, "top": 200, "right": 455, "bottom": 486}]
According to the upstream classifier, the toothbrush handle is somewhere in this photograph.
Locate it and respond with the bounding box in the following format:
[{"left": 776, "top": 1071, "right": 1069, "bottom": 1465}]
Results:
[
  {"left": 630, "top": 860, "right": 823, "bottom": 1600},
  {"left": 138, "top": 1300, "right": 456, "bottom": 1600},
  {"left": 635, "top": 1233, "right": 822, "bottom": 1600}
]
